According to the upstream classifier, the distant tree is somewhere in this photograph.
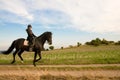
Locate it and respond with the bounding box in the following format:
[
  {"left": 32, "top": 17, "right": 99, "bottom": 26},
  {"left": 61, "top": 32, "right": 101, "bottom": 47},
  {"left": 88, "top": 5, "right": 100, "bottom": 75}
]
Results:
[
  {"left": 85, "top": 38, "right": 101, "bottom": 46},
  {"left": 49, "top": 46, "right": 54, "bottom": 50},
  {"left": 77, "top": 42, "right": 81, "bottom": 47},
  {"left": 91, "top": 38, "right": 101, "bottom": 46},
  {"left": 61, "top": 47, "right": 64, "bottom": 49},
  {"left": 109, "top": 41, "right": 115, "bottom": 44},
  {"left": 86, "top": 38, "right": 116, "bottom": 46},
  {"left": 96, "top": 38, "right": 101, "bottom": 43},
  {"left": 91, "top": 40, "right": 99, "bottom": 46},
  {"left": 85, "top": 42, "right": 91, "bottom": 45},
  {"left": 102, "top": 38, "right": 109, "bottom": 45},
  {"left": 115, "top": 41, "right": 120, "bottom": 45}
]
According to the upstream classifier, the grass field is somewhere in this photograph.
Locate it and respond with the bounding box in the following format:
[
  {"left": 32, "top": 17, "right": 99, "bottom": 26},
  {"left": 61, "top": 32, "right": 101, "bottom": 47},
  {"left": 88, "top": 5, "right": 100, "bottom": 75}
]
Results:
[
  {"left": 0, "top": 45, "right": 120, "bottom": 80},
  {"left": 0, "top": 45, "right": 120, "bottom": 65}
]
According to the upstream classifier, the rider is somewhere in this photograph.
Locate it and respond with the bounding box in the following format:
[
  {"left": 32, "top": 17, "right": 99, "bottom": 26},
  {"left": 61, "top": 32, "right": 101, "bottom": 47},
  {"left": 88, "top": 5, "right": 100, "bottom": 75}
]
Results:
[{"left": 26, "top": 24, "right": 36, "bottom": 51}]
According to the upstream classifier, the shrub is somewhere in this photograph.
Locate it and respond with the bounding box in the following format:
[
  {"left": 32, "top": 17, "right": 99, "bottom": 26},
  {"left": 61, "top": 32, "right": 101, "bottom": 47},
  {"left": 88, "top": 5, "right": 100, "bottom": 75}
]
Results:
[
  {"left": 115, "top": 41, "right": 120, "bottom": 45},
  {"left": 77, "top": 42, "right": 81, "bottom": 47},
  {"left": 49, "top": 46, "right": 54, "bottom": 50}
]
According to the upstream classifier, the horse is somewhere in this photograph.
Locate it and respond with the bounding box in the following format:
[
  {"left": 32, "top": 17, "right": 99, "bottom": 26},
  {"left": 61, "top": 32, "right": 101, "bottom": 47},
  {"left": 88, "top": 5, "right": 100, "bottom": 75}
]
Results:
[{"left": 2, "top": 31, "right": 52, "bottom": 66}]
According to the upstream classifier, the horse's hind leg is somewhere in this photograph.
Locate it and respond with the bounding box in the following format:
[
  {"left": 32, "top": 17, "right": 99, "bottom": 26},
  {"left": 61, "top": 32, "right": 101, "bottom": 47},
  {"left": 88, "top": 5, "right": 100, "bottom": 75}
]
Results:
[
  {"left": 18, "top": 50, "right": 24, "bottom": 63},
  {"left": 11, "top": 49, "right": 19, "bottom": 64}
]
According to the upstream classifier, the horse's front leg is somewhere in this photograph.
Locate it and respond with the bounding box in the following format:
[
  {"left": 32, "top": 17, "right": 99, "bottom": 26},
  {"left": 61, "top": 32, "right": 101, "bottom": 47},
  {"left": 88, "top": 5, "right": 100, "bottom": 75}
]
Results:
[
  {"left": 36, "top": 50, "right": 41, "bottom": 62},
  {"left": 33, "top": 51, "right": 37, "bottom": 66}
]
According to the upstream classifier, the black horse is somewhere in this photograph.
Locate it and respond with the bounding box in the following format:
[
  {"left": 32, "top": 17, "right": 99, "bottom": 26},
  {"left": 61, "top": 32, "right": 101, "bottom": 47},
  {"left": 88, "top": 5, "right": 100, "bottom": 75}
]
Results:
[{"left": 2, "top": 31, "right": 52, "bottom": 66}]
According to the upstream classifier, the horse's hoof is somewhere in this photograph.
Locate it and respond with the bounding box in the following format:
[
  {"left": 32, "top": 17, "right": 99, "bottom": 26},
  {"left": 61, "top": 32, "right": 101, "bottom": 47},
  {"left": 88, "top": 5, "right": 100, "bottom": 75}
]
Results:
[
  {"left": 11, "top": 61, "right": 15, "bottom": 64},
  {"left": 34, "top": 64, "right": 36, "bottom": 67},
  {"left": 21, "top": 61, "right": 24, "bottom": 64},
  {"left": 33, "top": 63, "right": 36, "bottom": 67}
]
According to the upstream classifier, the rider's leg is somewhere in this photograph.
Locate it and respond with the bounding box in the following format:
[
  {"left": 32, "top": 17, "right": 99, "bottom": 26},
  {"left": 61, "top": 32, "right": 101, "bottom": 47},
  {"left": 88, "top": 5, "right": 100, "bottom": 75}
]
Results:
[{"left": 29, "top": 37, "right": 33, "bottom": 51}]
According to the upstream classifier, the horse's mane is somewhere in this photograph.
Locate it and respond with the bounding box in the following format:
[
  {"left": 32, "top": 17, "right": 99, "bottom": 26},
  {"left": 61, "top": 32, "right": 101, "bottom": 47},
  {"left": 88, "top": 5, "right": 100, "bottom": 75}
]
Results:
[{"left": 38, "top": 31, "right": 52, "bottom": 38}]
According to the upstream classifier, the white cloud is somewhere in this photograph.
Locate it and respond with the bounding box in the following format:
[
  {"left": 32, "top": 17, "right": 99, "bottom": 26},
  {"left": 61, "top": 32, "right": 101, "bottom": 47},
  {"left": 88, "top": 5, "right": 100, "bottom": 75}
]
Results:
[
  {"left": 57, "top": 0, "right": 120, "bottom": 33},
  {"left": 0, "top": 0, "right": 33, "bottom": 21},
  {"left": 29, "top": 0, "right": 120, "bottom": 33},
  {"left": 0, "top": 0, "right": 120, "bottom": 33}
]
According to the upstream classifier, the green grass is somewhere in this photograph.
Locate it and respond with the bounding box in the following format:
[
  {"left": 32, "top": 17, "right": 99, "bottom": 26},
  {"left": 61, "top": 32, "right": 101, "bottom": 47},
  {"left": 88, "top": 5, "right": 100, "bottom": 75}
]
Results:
[{"left": 0, "top": 45, "right": 120, "bottom": 65}]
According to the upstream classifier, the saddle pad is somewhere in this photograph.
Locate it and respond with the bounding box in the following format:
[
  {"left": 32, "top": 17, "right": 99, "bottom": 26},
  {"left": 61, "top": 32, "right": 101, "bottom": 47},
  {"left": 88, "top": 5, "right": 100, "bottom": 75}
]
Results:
[{"left": 24, "top": 39, "right": 28, "bottom": 46}]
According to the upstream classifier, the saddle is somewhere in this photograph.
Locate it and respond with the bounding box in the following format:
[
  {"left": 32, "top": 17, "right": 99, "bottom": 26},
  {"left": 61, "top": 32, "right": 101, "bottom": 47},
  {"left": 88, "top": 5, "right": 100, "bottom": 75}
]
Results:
[
  {"left": 23, "top": 38, "right": 36, "bottom": 46},
  {"left": 24, "top": 39, "right": 29, "bottom": 46},
  {"left": 24, "top": 39, "right": 36, "bottom": 51}
]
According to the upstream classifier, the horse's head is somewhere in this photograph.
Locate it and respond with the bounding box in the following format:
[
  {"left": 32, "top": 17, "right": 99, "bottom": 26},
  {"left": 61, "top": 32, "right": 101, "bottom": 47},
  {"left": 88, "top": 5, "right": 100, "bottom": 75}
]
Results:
[
  {"left": 38, "top": 31, "right": 52, "bottom": 46},
  {"left": 45, "top": 32, "right": 52, "bottom": 45}
]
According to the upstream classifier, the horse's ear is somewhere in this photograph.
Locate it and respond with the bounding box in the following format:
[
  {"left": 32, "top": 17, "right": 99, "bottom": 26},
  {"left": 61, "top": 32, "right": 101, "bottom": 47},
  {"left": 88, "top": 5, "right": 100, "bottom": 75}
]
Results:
[{"left": 46, "top": 31, "right": 52, "bottom": 35}]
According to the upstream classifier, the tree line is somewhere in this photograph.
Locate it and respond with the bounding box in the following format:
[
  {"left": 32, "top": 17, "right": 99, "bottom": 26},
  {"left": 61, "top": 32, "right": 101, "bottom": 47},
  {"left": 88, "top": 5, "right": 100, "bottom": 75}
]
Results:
[
  {"left": 85, "top": 38, "right": 120, "bottom": 46},
  {"left": 48, "top": 38, "right": 120, "bottom": 50}
]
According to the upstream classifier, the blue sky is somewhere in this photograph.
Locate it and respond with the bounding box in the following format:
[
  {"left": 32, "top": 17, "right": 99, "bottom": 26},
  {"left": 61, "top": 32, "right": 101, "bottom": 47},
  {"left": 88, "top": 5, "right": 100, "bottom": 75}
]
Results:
[{"left": 0, "top": 0, "right": 120, "bottom": 50}]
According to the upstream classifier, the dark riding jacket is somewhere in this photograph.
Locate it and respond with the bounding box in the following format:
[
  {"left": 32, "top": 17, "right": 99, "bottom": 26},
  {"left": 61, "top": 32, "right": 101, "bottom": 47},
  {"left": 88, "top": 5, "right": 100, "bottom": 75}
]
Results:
[{"left": 26, "top": 28, "right": 36, "bottom": 43}]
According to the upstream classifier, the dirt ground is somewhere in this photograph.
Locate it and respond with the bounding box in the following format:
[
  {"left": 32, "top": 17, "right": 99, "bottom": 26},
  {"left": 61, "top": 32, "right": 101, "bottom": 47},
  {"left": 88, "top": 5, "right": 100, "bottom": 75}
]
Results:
[
  {"left": 0, "top": 70, "right": 120, "bottom": 77},
  {"left": 0, "top": 64, "right": 120, "bottom": 80}
]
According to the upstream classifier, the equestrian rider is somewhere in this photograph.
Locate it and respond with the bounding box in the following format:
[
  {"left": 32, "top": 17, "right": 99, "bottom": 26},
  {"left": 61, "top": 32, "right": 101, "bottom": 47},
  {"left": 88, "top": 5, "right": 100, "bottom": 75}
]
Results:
[{"left": 26, "top": 24, "right": 36, "bottom": 51}]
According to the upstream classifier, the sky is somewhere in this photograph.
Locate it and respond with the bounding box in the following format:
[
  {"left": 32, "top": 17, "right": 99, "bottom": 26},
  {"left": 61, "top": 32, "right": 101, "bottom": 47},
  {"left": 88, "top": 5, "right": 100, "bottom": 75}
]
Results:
[{"left": 0, "top": 0, "right": 120, "bottom": 50}]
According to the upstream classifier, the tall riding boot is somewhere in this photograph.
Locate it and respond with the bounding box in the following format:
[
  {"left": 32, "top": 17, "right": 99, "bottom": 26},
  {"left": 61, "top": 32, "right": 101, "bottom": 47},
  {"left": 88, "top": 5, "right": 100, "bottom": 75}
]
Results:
[{"left": 29, "top": 43, "right": 33, "bottom": 51}]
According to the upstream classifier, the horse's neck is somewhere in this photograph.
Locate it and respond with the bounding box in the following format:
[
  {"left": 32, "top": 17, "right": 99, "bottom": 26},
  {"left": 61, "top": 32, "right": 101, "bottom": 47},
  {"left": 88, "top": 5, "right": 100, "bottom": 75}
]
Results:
[{"left": 37, "top": 35, "right": 46, "bottom": 45}]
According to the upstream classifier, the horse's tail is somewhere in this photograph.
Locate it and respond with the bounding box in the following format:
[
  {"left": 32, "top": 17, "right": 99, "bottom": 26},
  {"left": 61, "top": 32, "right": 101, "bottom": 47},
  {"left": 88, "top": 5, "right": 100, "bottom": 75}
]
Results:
[{"left": 2, "top": 40, "right": 16, "bottom": 55}]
